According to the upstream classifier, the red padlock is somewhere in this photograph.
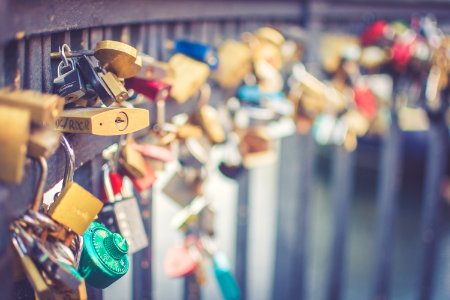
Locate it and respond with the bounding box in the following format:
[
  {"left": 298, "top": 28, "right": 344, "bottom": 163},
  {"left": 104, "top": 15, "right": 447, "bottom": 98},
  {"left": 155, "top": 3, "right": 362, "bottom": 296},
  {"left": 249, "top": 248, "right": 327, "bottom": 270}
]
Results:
[
  {"left": 353, "top": 86, "right": 377, "bottom": 120},
  {"left": 390, "top": 40, "right": 414, "bottom": 72},
  {"left": 131, "top": 161, "right": 157, "bottom": 192},
  {"left": 101, "top": 169, "right": 123, "bottom": 203},
  {"left": 125, "top": 77, "right": 171, "bottom": 102},
  {"left": 125, "top": 78, "right": 171, "bottom": 127},
  {"left": 361, "top": 20, "right": 390, "bottom": 46},
  {"left": 131, "top": 143, "right": 175, "bottom": 162}
]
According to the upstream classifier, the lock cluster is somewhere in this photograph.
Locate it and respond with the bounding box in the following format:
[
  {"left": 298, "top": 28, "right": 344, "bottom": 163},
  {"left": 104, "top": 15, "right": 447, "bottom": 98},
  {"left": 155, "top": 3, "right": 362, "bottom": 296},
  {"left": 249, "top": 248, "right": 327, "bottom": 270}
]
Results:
[{"left": 1, "top": 15, "right": 449, "bottom": 299}]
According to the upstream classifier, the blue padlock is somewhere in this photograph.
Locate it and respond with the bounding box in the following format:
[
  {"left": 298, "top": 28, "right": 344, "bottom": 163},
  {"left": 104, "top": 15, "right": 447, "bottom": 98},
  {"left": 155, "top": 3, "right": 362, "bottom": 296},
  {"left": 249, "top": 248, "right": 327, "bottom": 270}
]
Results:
[
  {"left": 173, "top": 40, "right": 219, "bottom": 69},
  {"left": 236, "top": 85, "right": 261, "bottom": 104},
  {"left": 213, "top": 252, "right": 241, "bottom": 300}
]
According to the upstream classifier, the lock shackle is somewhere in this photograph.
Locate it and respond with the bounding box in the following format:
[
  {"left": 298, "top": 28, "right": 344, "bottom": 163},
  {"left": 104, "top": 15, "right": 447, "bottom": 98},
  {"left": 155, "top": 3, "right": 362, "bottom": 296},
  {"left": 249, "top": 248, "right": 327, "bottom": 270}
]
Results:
[
  {"left": 102, "top": 163, "right": 115, "bottom": 203},
  {"left": 60, "top": 135, "right": 75, "bottom": 187},
  {"left": 30, "top": 156, "right": 48, "bottom": 212},
  {"left": 60, "top": 44, "right": 72, "bottom": 67},
  {"left": 196, "top": 83, "right": 211, "bottom": 107}
]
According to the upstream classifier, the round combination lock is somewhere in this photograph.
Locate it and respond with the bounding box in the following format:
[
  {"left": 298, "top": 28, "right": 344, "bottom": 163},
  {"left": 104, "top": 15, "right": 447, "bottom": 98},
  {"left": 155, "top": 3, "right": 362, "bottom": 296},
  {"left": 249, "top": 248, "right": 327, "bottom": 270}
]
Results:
[{"left": 78, "top": 222, "right": 129, "bottom": 289}]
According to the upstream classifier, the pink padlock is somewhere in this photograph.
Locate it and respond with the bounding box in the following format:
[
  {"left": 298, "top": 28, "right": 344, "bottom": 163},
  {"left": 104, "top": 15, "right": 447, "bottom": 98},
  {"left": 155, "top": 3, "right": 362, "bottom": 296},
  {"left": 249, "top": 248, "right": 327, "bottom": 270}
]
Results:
[
  {"left": 164, "top": 245, "right": 199, "bottom": 278},
  {"left": 131, "top": 143, "right": 175, "bottom": 162}
]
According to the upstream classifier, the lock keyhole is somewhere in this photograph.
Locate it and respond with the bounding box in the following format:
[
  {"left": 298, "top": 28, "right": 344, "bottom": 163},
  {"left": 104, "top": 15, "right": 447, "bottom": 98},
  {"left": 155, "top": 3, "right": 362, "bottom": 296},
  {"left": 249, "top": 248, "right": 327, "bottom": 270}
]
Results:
[{"left": 115, "top": 112, "right": 129, "bottom": 131}]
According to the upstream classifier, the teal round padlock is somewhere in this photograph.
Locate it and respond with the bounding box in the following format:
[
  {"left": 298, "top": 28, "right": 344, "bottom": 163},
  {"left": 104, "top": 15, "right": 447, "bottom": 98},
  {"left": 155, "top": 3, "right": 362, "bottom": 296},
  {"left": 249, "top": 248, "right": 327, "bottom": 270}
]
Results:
[{"left": 78, "top": 222, "right": 129, "bottom": 289}]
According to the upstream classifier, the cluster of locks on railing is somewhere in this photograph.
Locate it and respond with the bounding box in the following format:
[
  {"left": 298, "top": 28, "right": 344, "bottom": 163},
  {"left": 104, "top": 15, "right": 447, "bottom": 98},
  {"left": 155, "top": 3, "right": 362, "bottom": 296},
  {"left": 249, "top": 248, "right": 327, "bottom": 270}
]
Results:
[{"left": 0, "top": 15, "right": 449, "bottom": 300}]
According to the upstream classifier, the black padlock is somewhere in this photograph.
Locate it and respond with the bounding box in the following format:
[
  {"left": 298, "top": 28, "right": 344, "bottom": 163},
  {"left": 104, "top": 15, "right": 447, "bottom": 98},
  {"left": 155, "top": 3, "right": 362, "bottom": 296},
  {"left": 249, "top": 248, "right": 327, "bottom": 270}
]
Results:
[
  {"left": 218, "top": 161, "right": 245, "bottom": 179},
  {"left": 76, "top": 55, "right": 115, "bottom": 106},
  {"left": 53, "top": 59, "right": 86, "bottom": 104}
]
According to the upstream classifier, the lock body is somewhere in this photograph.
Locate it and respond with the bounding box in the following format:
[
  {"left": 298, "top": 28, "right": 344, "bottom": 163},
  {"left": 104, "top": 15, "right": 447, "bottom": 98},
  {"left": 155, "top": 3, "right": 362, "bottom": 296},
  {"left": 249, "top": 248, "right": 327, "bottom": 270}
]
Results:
[{"left": 78, "top": 222, "right": 129, "bottom": 289}]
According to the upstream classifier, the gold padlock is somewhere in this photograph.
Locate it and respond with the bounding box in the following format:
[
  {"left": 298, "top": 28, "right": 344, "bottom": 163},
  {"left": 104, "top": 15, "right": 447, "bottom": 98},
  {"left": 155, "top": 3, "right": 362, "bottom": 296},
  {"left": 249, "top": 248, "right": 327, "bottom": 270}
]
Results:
[
  {"left": 55, "top": 107, "right": 149, "bottom": 135},
  {"left": 139, "top": 54, "right": 175, "bottom": 82},
  {"left": 239, "top": 127, "right": 277, "bottom": 168},
  {"left": 120, "top": 144, "right": 148, "bottom": 178},
  {"left": 28, "top": 127, "right": 62, "bottom": 159},
  {"left": 320, "top": 34, "right": 360, "bottom": 73},
  {"left": 214, "top": 40, "right": 252, "bottom": 88},
  {"left": 100, "top": 72, "right": 129, "bottom": 102},
  {"left": 166, "top": 54, "right": 210, "bottom": 103},
  {"left": 0, "top": 105, "right": 30, "bottom": 184},
  {"left": 47, "top": 136, "right": 103, "bottom": 235},
  {"left": 0, "top": 89, "right": 64, "bottom": 126},
  {"left": 94, "top": 40, "right": 141, "bottom": 79}
]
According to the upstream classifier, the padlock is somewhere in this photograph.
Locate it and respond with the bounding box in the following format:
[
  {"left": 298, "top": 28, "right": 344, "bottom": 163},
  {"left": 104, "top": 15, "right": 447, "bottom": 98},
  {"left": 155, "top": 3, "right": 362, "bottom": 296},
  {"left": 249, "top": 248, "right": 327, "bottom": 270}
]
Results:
[
  {"left": 0, "top": 89, "right": 64, "bottom": 127},
  {"left": 47, "top": 135, "right": 104, "bottom": 236},
  {"left": 78, "top": 222, "right": 129, "bottom": 288},
  {"left": 171, "top": 197, "right": 211, "bottom": 231},
  {"left": 162, "top": 169, "right": 201, "bottom": 207},
  {"left": 94, "top": 40, "right": 141, "bottom": 79},
  {"left": 200, "top": 236, "right": 241, "bottom": 300},
  {"left": 320, "top": 34, "right": 360, "bottom": 74},
  {"left": 191, "top": 84, "right": 226, "bottom": 144},
  {"left": 173, "top": 39, "right": 219, "bottom": 69},
  {"left": 0, "top": 105, "right": 30, "bottom": 184},
  {"left": 100, "top": 71, "right": 129, "bottom": 102},
  {"left": 53, "top": 50, "right": 86, "bottom": 104},
  {"left": 179, "top": 137, "right": 211, "bottom": 170},
  {"left": 239, "top": 127, "right": 276, "bottom": 168},
  {"left": 100, "top": 164, "right": 149, "bottom": 254},
  {"left": 360, "top": 20, "right": 393, "bottom": 47},
  {"left": 138, "top": 54, "right": 174, "bottom": 81},
  {"left": 214, "top": 40, "right": 252, "bottom": 88},
  {"left": 28, "top": 127, "right": 62, "bottom": 159},
  {"left": 130, "top": 143, "right": 175, "bottom": 162},
  {"left": 353, "top": 85, "right": 377, "bottom": 120},
  {"left": 131, "top": 161, "right": 157, "bottom": 192},
  {"left": 119, "top": 143, "right": 148, "bottom": 179},
  {"left": 398, "top": 106, "right": 430, "bottom": 131},
  {"left": 10, "top": 157, "right": 86, "bottom": 295},
  {"left": 76, "top": 55, "right": 115, "bottom": 106},
  {"left": 54, "top": 107, "right": 149, "bottom": 135},
  {"left": 167, "top": 53, "right": 210, "bottom": 103},
  {"left": 164, "top": 243, "right": 199, "bottom": 278},
  {"left": 125, "top": 77, "right": 171, "bottom": 102}
]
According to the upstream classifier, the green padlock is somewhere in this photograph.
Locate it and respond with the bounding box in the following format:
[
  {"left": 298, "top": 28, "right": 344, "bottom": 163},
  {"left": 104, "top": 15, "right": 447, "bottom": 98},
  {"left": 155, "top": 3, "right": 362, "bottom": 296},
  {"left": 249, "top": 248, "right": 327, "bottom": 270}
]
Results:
[{"left": 78, "top": 222, "right": 129, "bottom": 288}]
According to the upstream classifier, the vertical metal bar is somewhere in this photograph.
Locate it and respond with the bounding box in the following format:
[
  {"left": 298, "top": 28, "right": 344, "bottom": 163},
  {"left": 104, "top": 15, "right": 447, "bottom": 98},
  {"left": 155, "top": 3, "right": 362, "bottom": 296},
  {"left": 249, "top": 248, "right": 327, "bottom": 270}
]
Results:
[
  {"left": 132, "top": 22, "right": 153, "bottom": 300},
  {"left": 17, "top": 39, "right": 26, "bottom": 89},
  {"left": 417, "top": 104, "right": 449, "bottom": 300},
  {"left": 0, "top": 46, "right": 4, "bottom": 87},
  {"left": 133, "top": 190, "right": 153, "bottom": 300},
  {"left": 235, "top": 169, "right": 250, "bottom": 300},
  {"left": 272, "top": 133, "right": 315, "bottom": 300},
  {"left": 372, "top": 118, "right": 402, "bottom": 299},
  {"left": 147, "top": 24, "right": 158, "bottom": 58},
  {"left": 26, "top": 36, "right": 43, "bottom": 91},
  {"left": 325, "top": 147, "right": 354, "bottom": 300},
  {"left": 42, "top": 35, "right": 52, "bottom": 92},
  {"left": 4, "top": 41, "right": 18, "bottom": 87},
  {"left": 90, "top": 27, "right": 104, "bottom": 48}
]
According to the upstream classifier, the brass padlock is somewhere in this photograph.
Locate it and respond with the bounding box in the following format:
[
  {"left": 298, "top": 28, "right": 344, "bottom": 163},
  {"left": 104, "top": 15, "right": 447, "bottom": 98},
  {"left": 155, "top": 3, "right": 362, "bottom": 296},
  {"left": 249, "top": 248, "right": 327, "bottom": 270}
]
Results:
[
  {"left": 28, "top": 127, "right": 62, "bottom": 159},
  {"left": 47, "top": 136, "right": 104, "bottom": 235},
  {"left": 55, "top": 107, "right": 149, "bottom": 135},
  {"left": 166, "top": 54, "right": 210, "bottom": 103},
  {"left": 119, "top": 143, "right": 148, "bottom": 179},
  {"left": 214, "top": 40, "right": 252, "bottom": 88},
  {"left": 100, "top": 72, "right": 129, "bottom": 102},
  {"left": 0, "top": 105, "right": 30, "bottom": 184},
  {"left": 0, "top": 89, "right": 64, "bottom": 127},
  {"left": 94, "top": 40, "right": 141, "bottom": 79},
  {"left": 320, "top": 34, "right": 360, "bottom": 74},
  {"left": 239, "top": 127, "right": 277, "bottom": 168}
]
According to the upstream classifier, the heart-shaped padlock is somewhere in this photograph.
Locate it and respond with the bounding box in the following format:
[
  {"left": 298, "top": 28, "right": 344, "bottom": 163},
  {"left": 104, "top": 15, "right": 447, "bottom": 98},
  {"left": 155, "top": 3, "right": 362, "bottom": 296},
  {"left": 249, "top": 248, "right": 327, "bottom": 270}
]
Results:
[{"left": 164, "top": 245, "right": 198, "bottom": 278}]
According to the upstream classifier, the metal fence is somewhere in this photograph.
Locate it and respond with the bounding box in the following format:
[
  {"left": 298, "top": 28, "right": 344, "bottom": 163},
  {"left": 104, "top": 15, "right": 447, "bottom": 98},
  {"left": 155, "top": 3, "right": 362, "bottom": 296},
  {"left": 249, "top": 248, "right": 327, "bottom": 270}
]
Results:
[{"left": 0, "top": 1, "right": 449, "bottom": 299}]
